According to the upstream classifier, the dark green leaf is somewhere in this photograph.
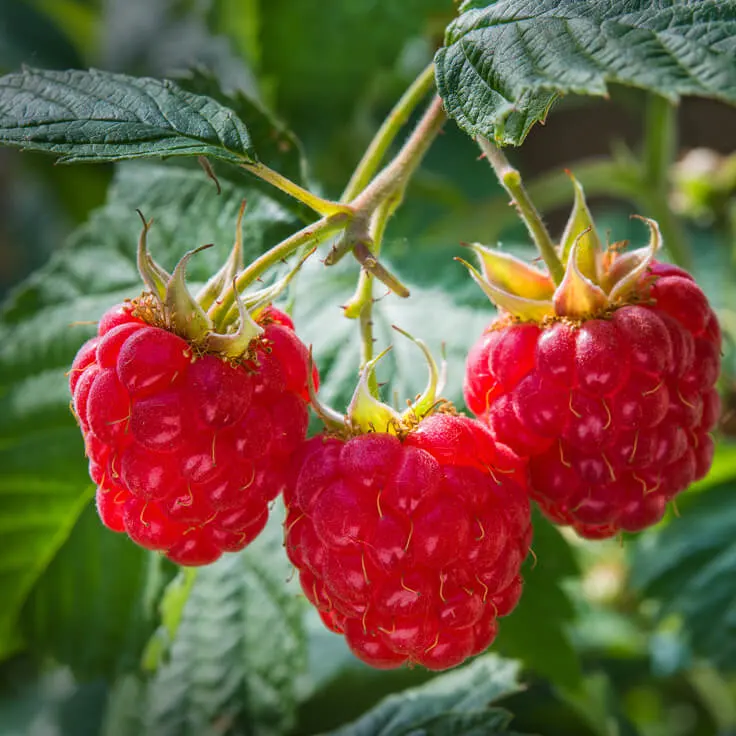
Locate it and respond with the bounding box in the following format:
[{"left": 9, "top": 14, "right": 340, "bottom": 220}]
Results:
[
  {"left": 21, "top": 506, "right": 169, "bottom": 679},
  {"left": 177, "top": 68, "right": 308, "bottom": 189},
  {"left": 436, "top": 0, "right": 736, "bottom": 145},
  {"left": 631, "top": 481, "right": 736, "bottom": 669},
  {"left": 0, "top": 67, "right": 255, "bottom": 164},
  {"left": 144, "top": 515, "right": 307, "bottom": 736},
  {"left": 494, "top": 512, "right": 582, "bottom": 689},
  {"left": 0, "top": 0, "right": 83, "bottom": 73},
  {"left": 327, "top": 655, "right": 524, "bottom": 736},
  {"left": 0, "top": 161, "right": 296, "bottom": 663}
]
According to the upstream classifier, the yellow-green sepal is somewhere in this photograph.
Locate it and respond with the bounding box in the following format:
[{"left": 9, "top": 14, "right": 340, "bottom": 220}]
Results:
[
  {"left": 456, "top": 257, "right": 555, "bottom": 321},
  {"left": 467, "top": 243, "right": 554, "bottom": 300},
  {"left": 347, "top": 349, "right": 403, "bottom": 435},
  {"left": 553, "top": 234, "right": 608, "bottom": 319},
  {"left": 559, "top": 174, "right": 602, "bottom": 283}
]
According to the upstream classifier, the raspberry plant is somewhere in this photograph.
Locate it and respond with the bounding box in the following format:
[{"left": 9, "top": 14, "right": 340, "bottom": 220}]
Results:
[{"left": 1, "top": 1, "right": 736, "bottom": 735}]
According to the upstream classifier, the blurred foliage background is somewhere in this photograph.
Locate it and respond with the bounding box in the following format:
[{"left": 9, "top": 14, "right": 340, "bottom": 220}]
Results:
[{"left": 2, "top": 1, "right": 736, "bottom": 735}]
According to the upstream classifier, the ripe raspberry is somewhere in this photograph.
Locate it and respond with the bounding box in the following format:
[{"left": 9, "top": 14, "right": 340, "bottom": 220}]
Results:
[
  {"left": 462, "top": 187, "right": 721, "bottom": 539},
  {"left": 69, "top": 212, "right": 316, "bottom": 565},
  {"left": 285, "top": 411, "right": 531, "bottom": 671}
]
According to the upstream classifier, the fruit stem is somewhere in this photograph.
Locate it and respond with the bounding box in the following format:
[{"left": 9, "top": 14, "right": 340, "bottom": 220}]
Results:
[
  {"left": 477, "top": 137, "right": 565, "bottom": 285},
  {"left": 212, "top": 211, "right": 350, "bottom": 325},
  {"left": 639, "top": 94, "right": 692, "bottom": 269},
  {"left": 240, "top": 161, "right": 353, "bottom": 217},
  {"left": 341, "top": 61, "right": 436, "bottom": 202}
]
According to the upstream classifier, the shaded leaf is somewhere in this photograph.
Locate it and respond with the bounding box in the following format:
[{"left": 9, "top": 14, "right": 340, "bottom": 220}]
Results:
[
  {"left": 144, "top": 515, "right": 307, "bottom": 736},
  {"left": 22, "top": 506, "right": 169, "bottom": 680},
  {"left": 0, "top": 0, "right": 83, "bottom": 73},
  {"left": 327, "top": 655, "right": 525, "bottom": 736},
  {"left": 494, "top": 512, "right": 582, "bottom": 689},
  {"left": 0, "top": 67, "right": 255, "bottom": 164},
  {"left": 631, "top": 481, "right": 736, "bottom": 669},
  {"left": 436, "top": 0, "right": 736, "bottom": 145}
]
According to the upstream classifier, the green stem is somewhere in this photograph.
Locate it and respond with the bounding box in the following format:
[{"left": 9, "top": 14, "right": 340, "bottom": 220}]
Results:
[
  {"left": 477, "top": 137, "right": 565, "bottom": 284},
  {"left": 640, "top": 94, "right": 691, "bottom": 269},
  {"left": 354, "top": 198, "right": 396, "bottom": 395},
  {"left": 341, "top": 62, "right": 436, "bottom": 202},
  {"left": 241, "top": 161, "right": 353, "bottom": 217},
  {"left": 213, "top": 212, "right": 350, "bottom": 324},
  {"left": 351, "top": 96, "right": 446, "bottom": 214}
]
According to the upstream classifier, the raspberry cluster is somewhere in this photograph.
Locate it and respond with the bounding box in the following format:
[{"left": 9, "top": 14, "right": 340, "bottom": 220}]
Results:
[
  {"left": 284, "top": 414, "right": 531, "bottom": 670},
  {"left": 465, "top": 262, "right": 721, "bottom": 539},
  {"left": 70, "top": 303, "right": 313, "bottom": 566}
]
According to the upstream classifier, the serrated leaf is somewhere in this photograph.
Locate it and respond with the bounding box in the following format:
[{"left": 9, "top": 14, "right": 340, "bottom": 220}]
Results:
[
  {"left": 436, "top": 0, "right": 736, "bottom": 145},
  {"left": 21, "top": 506, "right": 170, "bottom": 679},
  {"left": 144, "top": 515, "right": 306, "bottom": 736},
  {"left": 177, "top": 68, "right": 308, "bottom": 189},
  {"left": 327, "top": 655, "right": 525, "bottom": 736},
  {"left": 0, "top": 162, "right": 297, "bottom": 664},
  {"left": 0, "top": 67, "right": 255, "bottom": 164},
  {"left": 494, "top": 512, "right": 582, "bottom": 689},
  {"left": 630, "top": 481, "right": 736, "bottom": 669}
]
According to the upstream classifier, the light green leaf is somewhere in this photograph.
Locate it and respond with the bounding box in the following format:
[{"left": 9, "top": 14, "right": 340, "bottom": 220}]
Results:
[
  {"left": 630, "top": 481, "right": 736, "bottom": 669},
  {"left": 144, "top": 515, "right": 307, "bottom": 736},
  {"left": 0, "top": 161, "right": 297, "bottom": 664},
  {"left": 21, "top": 506, "right": 170, "bottom": 679},
  {"left": 0, "top": 67, "right": 255, "bottom": 164},
  {"left": 436, "top": 0, "right": 736, "bottom": 145},
  {"left": 327, "top": 655, "right": 525, "bottom": 736},
  {"left": 494, "top": 512, "right": 582, "bottom": 689}
]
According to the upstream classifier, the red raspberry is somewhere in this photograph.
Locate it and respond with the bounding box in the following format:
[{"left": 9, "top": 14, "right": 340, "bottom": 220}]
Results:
[
  {"left": 464, "top": 261, "right": 721, "bottom": 539},
  {"left": 71, "top": 302, "right": 314, "bottom": 566},
  {"left": 284, "top": 413, "right": 531, "bottom": 670}
]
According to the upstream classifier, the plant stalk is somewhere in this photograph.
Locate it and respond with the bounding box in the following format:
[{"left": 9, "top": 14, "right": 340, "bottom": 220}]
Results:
[
  {"left": 241, "top": 161, "right": 353, "bottom": 217},
  {"left": 477, "top": 137, "right": 565, "bottom": 284},
  {"left": 341, "top": 62, "right": 436, "bottom": 202}
]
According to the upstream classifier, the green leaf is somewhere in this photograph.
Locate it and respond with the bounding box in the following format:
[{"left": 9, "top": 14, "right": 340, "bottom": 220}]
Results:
[
  {"left": 21, "top": 506, "right": 170, "bottom": 680},
  {"left": 0, "top": 161, "right": 296, "bottom": 664},
  {"left": 494, "top": 512, "right": 583, "bottom": 689},
  {"left": 436, "top": 0, "right": 736, "bottom": 145},
  {"left": 0, "top": 67, "right": 255, "bottom": 164},
  {"left": 143, "top": 515, "right": 307, "bottom": 736},
  {"left": 0, "top": 0, "right": 83, "bottom": 73},
  {"left": 630, "top": 481, "right": 736, "bottom": 669},
  {"left": 177, "top": 68, "right": 308, "bottom": 189},
  {"left": 326, "top": 655, "right": 525, "bottom": 736}
]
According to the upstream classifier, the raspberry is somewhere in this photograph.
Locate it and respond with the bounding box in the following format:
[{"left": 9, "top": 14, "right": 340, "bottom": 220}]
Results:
[
  {"left": 464, "top": 226, "right": 721, "bottom": 539},
  {"left": 72, "top": 302, "right": 313, "bottom": 565},
  {"left": 284, "top": 413, "right": 531, "bottom": 670}
]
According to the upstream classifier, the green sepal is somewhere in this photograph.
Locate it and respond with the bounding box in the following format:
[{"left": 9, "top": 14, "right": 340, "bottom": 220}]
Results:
[
  {"left": 553, "top": 234, "right": 608, "bottom": 318},
  {"left": 136, "top": 214, "right": 168, "bottom": 303},
  {"left": 607, "top": 216, "right": 661, "bottom": 303},
  {"left": 347, "top": 349, "right": 403, "bottom": 435},
  {"left": 559, "top": 174, "right": 601, "bottom": 283},
  {"left": 456, "top": 257, "right": 555, "bottom": 322},
  {"left": 393, "top": 326, "right": 444, "bottom": 423},
  {"left": 467, "top": 243, "right": 554, "bottom": 300},
  {"left": 204, "top": 288, "right": 264, "bottom": 358},
  {"left": 165, "top": 246, "right": 215, "bottom": 341},
  {"left": 198, "top": 200, "right": 246, "bottom": 312}
]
